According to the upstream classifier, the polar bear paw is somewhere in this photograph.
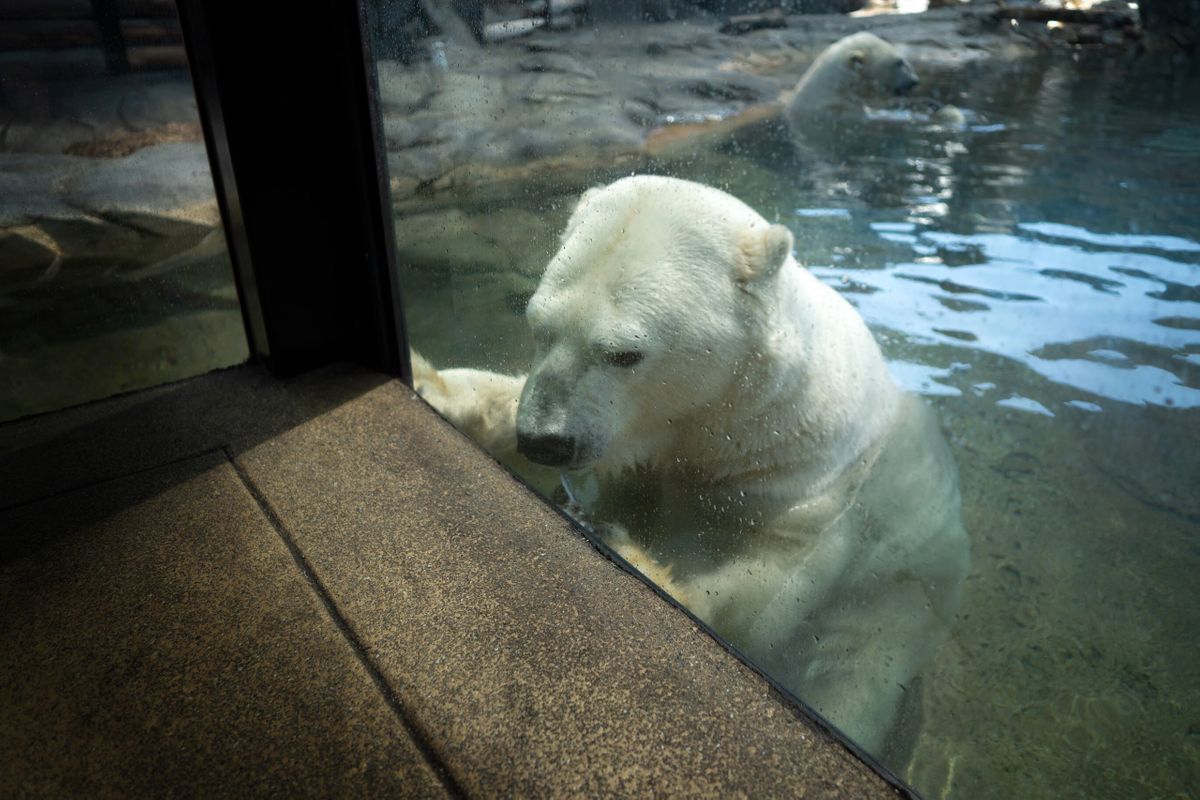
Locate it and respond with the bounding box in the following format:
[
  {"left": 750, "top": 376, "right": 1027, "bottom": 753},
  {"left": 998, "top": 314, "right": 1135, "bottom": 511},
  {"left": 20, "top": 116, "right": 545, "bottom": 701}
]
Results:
[
  {"left": 598, "top": 524, "right": 692, "bottom": 606},
  {"left": 409, "top": 350, "right": 450, "bottom": 404}
]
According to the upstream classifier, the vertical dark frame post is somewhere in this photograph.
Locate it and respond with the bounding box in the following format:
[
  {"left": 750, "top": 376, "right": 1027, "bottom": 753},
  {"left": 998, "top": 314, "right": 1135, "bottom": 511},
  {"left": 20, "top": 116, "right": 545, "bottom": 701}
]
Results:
[
  {"left": 91, "top": 0, "right": 131, "bottom": 75},
  {"left": 176, "top": 0, "right": 410, "bottom": 381}
]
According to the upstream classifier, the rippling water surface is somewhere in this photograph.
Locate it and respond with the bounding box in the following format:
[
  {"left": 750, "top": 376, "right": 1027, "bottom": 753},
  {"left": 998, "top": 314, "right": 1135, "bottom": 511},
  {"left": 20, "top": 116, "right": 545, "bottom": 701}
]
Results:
[
  {"left": 817, "top": 221, "right": 1200, "bottom": 409},
  {"left": 698, "top": 54, "right": 1200, "bottom": 423}
]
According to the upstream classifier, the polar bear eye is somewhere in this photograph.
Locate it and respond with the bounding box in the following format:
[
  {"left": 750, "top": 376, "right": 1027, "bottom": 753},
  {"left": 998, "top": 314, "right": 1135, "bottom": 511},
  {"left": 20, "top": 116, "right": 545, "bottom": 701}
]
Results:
[{"left": 604, "top": 350, "right": 644, "bottom": 368}]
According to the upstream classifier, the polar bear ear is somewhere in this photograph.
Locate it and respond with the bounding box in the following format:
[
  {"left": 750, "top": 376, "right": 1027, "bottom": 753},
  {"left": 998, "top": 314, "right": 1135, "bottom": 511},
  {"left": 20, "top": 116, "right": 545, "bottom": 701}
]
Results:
[
  {"left": 575, "top": 185, "right": 605, "bottom": 209},
  {"left": 849, "top": 50, "right": 866, "bottom": 70},
  {"left": 560, "top": 186, "right": 606, "bottom": 243},
  {"left": 736, "top": 223, "right": 794, "bottom": 284}
]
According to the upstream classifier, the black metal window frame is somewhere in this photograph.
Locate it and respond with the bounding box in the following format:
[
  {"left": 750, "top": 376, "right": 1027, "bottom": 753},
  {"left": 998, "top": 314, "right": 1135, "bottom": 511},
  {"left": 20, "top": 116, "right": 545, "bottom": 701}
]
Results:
[{"left": 175, "top": 0, "right": 411, "bottom": 382}]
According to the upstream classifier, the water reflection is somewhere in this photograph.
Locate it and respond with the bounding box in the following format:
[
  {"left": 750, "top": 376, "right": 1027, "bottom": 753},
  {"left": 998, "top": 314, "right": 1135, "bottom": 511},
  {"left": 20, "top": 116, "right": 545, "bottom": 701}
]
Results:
[{"left": 812, "top": 221, "right": 1200, "bottom": 409}]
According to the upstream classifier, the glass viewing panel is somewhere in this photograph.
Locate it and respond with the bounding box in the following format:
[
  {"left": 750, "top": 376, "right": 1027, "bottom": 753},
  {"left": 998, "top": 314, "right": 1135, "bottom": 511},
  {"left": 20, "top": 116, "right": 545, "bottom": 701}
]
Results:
[
  {"left": 367, "top": 2, "right": 1199, "bottom": 796},
  {"left": 0, "top": 0, "right": 247, "bottom": 422}
]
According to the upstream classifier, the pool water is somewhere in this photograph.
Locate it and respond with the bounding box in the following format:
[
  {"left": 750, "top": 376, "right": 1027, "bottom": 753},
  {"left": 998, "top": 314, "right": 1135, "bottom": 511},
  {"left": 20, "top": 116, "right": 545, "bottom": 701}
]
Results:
[{"left": 399, "top": 50, "right": 1200, "bottom": 799}]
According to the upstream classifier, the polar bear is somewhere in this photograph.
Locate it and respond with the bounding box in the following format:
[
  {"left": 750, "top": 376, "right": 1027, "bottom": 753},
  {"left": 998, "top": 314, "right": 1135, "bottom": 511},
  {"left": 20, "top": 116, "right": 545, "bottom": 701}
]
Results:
[
  {"left": 783, "top": 32, "right": 919, "bottom": 140},
  {"left": 413, "top": 175, "right": 968, "bottom": 758}
]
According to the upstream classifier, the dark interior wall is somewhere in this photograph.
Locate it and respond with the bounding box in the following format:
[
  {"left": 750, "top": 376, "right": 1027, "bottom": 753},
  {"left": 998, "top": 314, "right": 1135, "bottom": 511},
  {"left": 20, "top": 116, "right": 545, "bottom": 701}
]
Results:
[{"left": 177, "top": 0, "right": 406, "bottom": 378}]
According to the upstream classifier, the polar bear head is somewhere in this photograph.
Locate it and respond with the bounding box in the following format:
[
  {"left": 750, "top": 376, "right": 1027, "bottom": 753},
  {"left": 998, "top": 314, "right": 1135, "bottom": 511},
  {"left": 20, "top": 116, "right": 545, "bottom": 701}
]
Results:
[
  {"left": 515, "top": 176, "right": 794, "bottom": 471},
  {"left": 788, "top": 31, "right": 919, "bottom": 113}
]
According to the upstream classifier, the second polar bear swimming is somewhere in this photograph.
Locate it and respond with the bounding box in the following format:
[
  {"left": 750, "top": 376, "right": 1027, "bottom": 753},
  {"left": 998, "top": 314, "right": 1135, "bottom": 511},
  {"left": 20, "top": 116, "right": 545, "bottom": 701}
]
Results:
[
  {"left": 413, "top": 175, "right": 969, "bottom": 756},
  {"left": 783, "top": 32, "right": 920, "bottom": 145}
]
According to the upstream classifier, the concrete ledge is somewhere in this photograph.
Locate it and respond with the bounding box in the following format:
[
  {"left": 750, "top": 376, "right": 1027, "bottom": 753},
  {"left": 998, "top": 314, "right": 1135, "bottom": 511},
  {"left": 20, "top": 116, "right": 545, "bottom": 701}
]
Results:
[
  {"left": 0, "top": 364, "right": 903, "bottom": 798},
  {"left": 0, "top": 451, "right": 445, "bottom": 797}
]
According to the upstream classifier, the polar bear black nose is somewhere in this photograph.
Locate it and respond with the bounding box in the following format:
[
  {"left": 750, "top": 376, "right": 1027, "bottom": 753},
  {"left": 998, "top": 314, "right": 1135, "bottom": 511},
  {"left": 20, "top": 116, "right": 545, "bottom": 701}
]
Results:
[{"left": 518, "top": 431, "right": 576, "bottom": 466}]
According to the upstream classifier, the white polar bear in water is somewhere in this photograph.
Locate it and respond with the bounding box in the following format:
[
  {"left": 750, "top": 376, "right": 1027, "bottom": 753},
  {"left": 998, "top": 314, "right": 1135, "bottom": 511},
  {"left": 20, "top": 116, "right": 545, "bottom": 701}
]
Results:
[
  {"left": 784, "top": 32, "right": 920, "bottom": 142},
  {"left": 414, "top": 175, "right": 969, "bottom": 756}
]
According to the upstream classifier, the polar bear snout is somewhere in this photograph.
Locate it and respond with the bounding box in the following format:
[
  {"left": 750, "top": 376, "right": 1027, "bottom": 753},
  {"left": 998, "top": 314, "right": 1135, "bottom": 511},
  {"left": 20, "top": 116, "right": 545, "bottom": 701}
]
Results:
[
  {"left": 516, "top": 361, "right": 616, "bottom": 469},
  {"left": 516, "top": 367, "right": 588, "bottom": 468},
  {"left": 516, "top": 430, "right": 577, "bottom": 467},
  {"left": 894, "top": 63, "right": 919, "bottom": 95}
]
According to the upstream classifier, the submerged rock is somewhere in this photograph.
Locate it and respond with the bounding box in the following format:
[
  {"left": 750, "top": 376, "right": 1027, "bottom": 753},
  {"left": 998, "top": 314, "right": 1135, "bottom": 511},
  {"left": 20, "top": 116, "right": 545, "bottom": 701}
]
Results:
[{"left": 0, "top": 143, "right": 222, "bottom": 292}]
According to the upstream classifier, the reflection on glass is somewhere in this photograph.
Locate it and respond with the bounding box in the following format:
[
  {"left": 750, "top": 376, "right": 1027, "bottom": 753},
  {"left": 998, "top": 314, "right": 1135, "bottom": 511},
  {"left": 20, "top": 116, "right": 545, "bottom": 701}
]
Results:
[
  {"left": 0, "top": 1, "right": 246, "bottom": 422},
  {"left": 368, "top": 3, "right": 1199, "bottom": 797}
]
